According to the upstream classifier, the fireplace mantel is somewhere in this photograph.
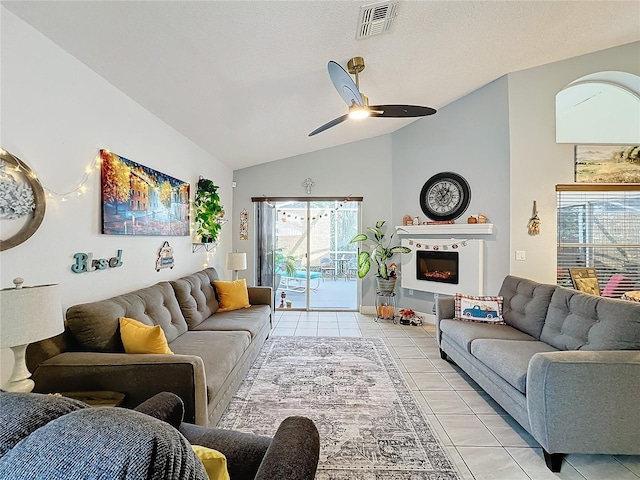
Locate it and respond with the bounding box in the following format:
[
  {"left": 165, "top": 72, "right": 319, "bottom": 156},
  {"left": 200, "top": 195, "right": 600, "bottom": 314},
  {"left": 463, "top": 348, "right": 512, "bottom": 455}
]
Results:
[{"left": 396, "top": 224, "right": 494, "bottom": 235}]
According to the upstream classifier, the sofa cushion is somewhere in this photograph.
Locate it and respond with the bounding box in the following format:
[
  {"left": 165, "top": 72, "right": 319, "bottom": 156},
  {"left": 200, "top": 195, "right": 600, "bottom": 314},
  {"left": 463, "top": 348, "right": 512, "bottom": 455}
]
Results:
[
  {"left": 541, "top": 287, "right": 640, "bottom": 351},
  {"left": 191, "top": 444, "right": 230, "bottom": 480},
  {"left": 499, "top": 275, "right": 557, "bottom": 339},
  {"left": 213, "top": 279, "right": 251, "bottom": 312},
  {"left": 454, "top": 294, "right": 504, "bottom": 324},
  {"left": 0, "top": 407, "right": 207, "bottom": 480},
  {"left": 192, "top": 305, "right": 271, "bottom": 339},
  {"left": 169, "top": 331, "right": 251, "bottom": 401},
  {"left": 171, "top": 270, "right": 220, "bottom": 329},
  {"left": 66, "top": 282, "right": 188, "bottom": 352},
  {"left": 440, "top": 319, "right": 535, "bottom": 353},
  {"left": 119, "top": 317, "right": 174, "bottom": 354},
  {"left": 0, "top": 392, "right": 88, "bottom": 458},
  {"left": 471, "top": 340, "right": 559, "bottom": 393}
]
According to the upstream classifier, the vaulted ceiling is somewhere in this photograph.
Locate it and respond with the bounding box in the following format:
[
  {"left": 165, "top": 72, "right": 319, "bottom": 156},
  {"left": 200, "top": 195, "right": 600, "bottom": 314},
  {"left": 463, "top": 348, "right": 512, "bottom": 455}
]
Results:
[{"left": 3, "top": 1, "right": 639, "bottom": 169}]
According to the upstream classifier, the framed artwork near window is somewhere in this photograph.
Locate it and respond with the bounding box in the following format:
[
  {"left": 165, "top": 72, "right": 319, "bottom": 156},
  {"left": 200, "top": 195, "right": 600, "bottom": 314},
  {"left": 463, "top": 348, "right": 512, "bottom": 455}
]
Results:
[
  {"left": 569, "top": 267, "right": 601, "bottom": 295},
  {"left": 574, "top": 145, "right": 640, "bottom": 183}
]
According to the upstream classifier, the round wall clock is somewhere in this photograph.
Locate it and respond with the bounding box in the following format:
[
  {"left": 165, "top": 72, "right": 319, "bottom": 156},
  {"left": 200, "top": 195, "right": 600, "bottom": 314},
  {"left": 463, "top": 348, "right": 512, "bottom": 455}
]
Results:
[{"left": 419, "top": 172, "right": 471, "bottom": 221}]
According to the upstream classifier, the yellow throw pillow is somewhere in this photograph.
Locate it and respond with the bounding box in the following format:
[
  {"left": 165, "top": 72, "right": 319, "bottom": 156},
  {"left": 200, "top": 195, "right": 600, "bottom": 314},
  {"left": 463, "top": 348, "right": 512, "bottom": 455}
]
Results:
[
  {"left": 118, "top": 317, "right": 173, "bottom": 354},
  {"left": 191, "top": 445, "right": 230, "bottom": 480},
  {"left": 213, "top": 279, "right": 251, "bottom": 312}
]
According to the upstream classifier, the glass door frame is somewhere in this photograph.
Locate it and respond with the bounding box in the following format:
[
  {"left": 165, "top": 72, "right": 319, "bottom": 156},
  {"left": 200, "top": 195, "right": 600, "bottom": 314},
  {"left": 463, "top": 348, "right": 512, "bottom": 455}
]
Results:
[{"left": 253, "top": 196, "right": 362, "bottom": 312}]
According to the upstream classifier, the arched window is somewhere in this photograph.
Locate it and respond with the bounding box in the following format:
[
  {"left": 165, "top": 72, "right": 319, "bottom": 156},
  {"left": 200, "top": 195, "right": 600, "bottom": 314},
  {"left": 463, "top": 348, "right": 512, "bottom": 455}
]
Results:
[
  {"left": 556, "top": 71, "right": 640, "bottom": 144},
  {"left": 555, "top": 71, "right": 640, "bottom": 295}
]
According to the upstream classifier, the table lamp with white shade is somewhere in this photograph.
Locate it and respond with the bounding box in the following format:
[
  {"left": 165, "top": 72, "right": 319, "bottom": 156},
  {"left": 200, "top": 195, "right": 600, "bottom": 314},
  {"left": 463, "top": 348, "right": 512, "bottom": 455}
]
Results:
[
  {"left": 226, "top": 252, "right": 247, "bottom": 281},
  {"left": 0, "top": 278, "right": 64, "bottom": 392}
]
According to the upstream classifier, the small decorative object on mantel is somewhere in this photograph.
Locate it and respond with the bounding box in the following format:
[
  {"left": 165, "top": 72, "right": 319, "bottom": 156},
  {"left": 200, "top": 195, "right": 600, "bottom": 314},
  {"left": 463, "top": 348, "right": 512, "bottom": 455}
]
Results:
[
  {"left": 155, "top": 241, "right": 174, "bottom": 271},
  {"left": 398, "top": 308, "right": 423, "bottom": 326},
  {"left": 467, "top": 216, "right": 478, "bottom": 224},
  {"left": 402, "top": 214, "right": 412, "bottom": 226},
  {"left": 425, "top": 220, "right": 455, "bottom": 225},
  {"left": 527, "top": 201, "right": 541, "bottom": 236}
]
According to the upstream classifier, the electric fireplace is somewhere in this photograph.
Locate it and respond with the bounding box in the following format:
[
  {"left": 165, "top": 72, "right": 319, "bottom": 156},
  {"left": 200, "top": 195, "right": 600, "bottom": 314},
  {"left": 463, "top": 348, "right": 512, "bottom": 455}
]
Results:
[
  {"left": 401, "top": 238, "right": 484, "bottom": 296},
  {"left": 416, "top": 251, "right": 459, "bottom": 284}
]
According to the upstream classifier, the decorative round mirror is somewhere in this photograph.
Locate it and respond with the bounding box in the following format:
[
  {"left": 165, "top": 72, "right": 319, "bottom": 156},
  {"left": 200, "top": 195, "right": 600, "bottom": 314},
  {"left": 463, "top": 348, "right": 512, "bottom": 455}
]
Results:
[{"left": 0, "top": 149, "right": 46, "bottom": 251}]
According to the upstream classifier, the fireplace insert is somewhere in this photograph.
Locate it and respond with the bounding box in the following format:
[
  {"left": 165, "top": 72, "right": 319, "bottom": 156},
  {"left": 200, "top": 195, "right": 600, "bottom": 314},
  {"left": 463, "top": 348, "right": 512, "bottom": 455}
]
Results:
[{"left": 416, "top": 250, "right": 459, "bottom": 285}]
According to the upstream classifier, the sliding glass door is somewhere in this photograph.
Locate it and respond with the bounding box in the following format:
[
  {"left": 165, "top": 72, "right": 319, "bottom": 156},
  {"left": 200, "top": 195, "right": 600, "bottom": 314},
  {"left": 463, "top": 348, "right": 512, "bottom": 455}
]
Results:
[{"left": 262, "top": 198, "right": 360, "bottom": 311}]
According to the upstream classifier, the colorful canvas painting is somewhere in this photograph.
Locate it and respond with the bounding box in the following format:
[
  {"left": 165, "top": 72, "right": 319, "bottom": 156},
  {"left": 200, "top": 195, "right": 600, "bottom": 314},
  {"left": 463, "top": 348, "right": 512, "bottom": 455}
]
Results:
[
  {"left": 100, "top": 150, "right": 190, "bottom": 236},
  {"left": 575, "top": 145, "right": 640, "bottom": 183}
]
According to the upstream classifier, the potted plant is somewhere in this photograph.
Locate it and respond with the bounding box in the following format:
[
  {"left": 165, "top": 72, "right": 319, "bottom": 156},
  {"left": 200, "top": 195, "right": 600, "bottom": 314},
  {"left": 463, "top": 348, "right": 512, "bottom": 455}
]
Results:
[
  {"left": 349, "top": 220, "right": 411, "bottom": 294},
  {"left": 194, "top": 178, "right": 224, "bottom": 243},
  {"left": 275, "top": 251, "right": 297, "bottom": 277}
]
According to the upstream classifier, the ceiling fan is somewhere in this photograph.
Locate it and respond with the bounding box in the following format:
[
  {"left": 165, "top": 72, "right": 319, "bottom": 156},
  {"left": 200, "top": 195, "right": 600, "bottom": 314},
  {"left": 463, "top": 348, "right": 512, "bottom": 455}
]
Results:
[{"left": 309, "top": 56, "right": 437, "bottom": 136}]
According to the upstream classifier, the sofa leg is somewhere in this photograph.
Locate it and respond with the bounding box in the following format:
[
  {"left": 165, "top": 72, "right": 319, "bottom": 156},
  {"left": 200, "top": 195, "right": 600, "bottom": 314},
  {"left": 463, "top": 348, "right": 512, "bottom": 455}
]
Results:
[
  {"left": 439, "top": 348, "right": 448, "bottom": 361},
  {"left": 543, "top": 450, "right": 564, "bottom": 472}
]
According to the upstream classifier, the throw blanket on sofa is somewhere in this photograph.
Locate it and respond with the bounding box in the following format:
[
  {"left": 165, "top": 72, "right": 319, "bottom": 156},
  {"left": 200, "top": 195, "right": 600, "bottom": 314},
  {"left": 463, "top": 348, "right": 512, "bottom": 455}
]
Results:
[{"left": 0, "top": 392, "right": 207, "bottom": 480}]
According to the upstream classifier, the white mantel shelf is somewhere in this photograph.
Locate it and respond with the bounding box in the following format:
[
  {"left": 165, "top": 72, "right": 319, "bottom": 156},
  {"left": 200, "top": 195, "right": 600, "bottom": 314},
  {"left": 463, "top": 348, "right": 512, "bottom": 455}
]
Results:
[{"left": 396, "top": 224, "right": 494, "bottom": 235}]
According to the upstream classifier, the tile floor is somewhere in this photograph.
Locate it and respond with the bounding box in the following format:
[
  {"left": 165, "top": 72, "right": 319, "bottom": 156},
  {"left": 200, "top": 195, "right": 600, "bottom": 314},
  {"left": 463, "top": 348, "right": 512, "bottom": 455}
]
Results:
[{"left": 271, "top": 310, "right": 640, "bottom": 480}]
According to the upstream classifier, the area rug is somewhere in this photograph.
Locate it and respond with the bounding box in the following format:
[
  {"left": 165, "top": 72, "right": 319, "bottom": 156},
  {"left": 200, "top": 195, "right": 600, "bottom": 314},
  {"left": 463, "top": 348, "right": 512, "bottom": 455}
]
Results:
[{"left": 218, "top": 336, "right": 461, "bottom": 479}]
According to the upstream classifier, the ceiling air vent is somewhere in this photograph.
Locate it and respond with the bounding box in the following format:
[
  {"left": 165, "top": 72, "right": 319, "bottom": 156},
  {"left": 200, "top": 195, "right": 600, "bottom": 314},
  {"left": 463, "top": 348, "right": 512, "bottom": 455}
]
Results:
[{"left": 357, "top": 1, "right": 398, "bottom": 39}]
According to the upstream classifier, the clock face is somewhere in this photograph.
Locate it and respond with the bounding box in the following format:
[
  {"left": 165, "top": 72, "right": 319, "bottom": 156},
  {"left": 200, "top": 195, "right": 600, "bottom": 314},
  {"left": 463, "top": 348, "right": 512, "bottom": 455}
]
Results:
[{"left": 419, "top": 172, "right": 471, "bottom": 221}]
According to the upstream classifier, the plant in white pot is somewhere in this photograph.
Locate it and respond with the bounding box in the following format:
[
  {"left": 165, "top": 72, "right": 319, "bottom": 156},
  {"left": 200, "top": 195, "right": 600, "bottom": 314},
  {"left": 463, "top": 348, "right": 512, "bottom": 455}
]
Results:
[{"left": 349, "top": 220, "right": 411, "bottom": 294}]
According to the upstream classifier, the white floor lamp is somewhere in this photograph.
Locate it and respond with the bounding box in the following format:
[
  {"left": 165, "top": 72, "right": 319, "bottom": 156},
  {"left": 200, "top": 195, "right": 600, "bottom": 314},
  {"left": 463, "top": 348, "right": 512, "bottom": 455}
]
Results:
[
  {"left": 226, "top": 252, "right": 247, "bottom": 281},
  {"left": 1, "top": 278, "right": 64, "bottom": 392}
]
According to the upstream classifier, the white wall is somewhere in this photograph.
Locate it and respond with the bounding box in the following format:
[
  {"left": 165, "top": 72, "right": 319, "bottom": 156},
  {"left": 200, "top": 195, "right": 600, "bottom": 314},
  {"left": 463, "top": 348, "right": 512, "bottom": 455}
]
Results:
[
  {"left": 232, "top": 135, "right": 393, "bottom": 306},
  {"left": 0, "top": 9, "right": 233, "bottom": 385},
  {"left": 392, "top": 76, "right": 511, "bottom": 310},
  {"left": 508, "top": 41, "right": 640, "bottom": 282}
]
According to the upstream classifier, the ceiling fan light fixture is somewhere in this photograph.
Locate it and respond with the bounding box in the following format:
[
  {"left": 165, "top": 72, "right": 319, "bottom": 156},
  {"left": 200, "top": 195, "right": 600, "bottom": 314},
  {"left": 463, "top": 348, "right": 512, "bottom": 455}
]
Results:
[{"left": 348, "top": 105, "right": 370, "bottom": 120}]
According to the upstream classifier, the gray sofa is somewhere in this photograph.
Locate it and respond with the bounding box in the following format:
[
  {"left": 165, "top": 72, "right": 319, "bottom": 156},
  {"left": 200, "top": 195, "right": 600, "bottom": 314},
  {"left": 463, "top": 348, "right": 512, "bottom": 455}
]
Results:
[
  {"left": 26, "top": 268, "right": 272, "bottom": 426},
  {"left": 435, "top": 275, "right": 640, "bottom": 472},
  {"left": 0, "top": 390, "right": 320, "bottom": 480}
]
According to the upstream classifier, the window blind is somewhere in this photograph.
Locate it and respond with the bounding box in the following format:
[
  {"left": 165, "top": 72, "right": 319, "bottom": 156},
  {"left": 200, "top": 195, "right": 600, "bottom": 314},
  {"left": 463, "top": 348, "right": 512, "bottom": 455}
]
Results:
[{"left": 556, "top": 185, "right": 640, "bottom": 296}]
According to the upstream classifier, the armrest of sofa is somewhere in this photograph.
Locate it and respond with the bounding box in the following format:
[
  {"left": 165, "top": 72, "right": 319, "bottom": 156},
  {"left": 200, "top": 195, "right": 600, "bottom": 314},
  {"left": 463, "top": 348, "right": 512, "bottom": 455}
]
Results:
[
  {"left": 248, "top": 286, "right": 273, "bottom": 310},
  {"left": 434, "top": 296, "right": 455, "bottom": 345},
  {"left": 31, "top": 352, "right": 208, "bottom": 425},
  {"left": 180, "top": 422, "right": 272, "bottom": 480},
  {"left": 527, "top": 350, "right": 640, "bottom": 455},
  {"left": 254, "top": 416, "right": 320, "bottom": 480}
]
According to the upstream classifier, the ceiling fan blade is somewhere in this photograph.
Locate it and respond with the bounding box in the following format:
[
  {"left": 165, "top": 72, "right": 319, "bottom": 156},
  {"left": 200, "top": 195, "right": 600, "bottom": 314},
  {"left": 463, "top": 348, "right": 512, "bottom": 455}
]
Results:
[
  {"left": 328, "top": 61, "right": 364, "bottom": 107},
  {"left": 309, "top": 114, "right": 349, "bottom": 136},
  {"left": 370, "top": 105, "right": 437, "bottom": 118}
]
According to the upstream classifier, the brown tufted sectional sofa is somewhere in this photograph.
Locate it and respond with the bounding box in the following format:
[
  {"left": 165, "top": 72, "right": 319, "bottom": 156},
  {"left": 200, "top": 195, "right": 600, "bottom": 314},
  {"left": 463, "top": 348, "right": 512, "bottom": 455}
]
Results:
[{"left": 26, "top": 268, "right": 272, "bottom": 426}]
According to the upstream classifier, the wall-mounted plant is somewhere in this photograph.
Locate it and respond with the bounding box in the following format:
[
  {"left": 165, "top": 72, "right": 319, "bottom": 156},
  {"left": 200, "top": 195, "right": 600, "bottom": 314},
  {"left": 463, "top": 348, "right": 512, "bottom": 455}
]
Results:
[{"left": 194, "top": 177, "right": 224, "bottom": 243}]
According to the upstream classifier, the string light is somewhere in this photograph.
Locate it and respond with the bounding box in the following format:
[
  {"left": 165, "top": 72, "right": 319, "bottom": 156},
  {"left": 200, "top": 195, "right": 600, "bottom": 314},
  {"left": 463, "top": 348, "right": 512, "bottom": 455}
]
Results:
[
  {"left": 276, "top": 195, "right": 353, "bottom": 222},
  {"left": 408, "top": 239, "right": 469, "bottom": 250},
  {"left": 1, "top": 148, "right": 105, "bottom": 205}
]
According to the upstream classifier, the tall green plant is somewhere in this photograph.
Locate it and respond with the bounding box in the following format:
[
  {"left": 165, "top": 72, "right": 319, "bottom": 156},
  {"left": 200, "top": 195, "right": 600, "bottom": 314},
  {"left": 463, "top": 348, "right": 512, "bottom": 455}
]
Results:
[
  {"left": 349, "top": 220, "right": 411, "bottom": 280},
  {"left": 194, "top": 178, "right": 224, "bottom": 242},
  {"left": 274, "top": 251, "right": 297, "bottom": 276}
]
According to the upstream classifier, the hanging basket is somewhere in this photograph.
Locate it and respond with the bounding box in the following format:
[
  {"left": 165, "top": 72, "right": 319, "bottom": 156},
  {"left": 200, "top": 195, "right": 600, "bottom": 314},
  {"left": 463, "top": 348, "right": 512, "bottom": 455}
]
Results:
[{"left": 376, "top": 277, "right": 397, "bottom": 295}]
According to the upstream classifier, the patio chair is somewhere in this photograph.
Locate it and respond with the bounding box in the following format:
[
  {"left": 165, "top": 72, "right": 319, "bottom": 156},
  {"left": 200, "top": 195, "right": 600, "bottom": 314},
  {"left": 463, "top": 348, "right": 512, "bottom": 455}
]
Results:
[
  {"left": 320, "top": 258, "right": 336, "bottom": 281},
  {"left": 347, "top": 258, "right": 358, "bottom": 281},
  {"left": 569, "top": 267, "right": 600, "bottom": 295}
]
